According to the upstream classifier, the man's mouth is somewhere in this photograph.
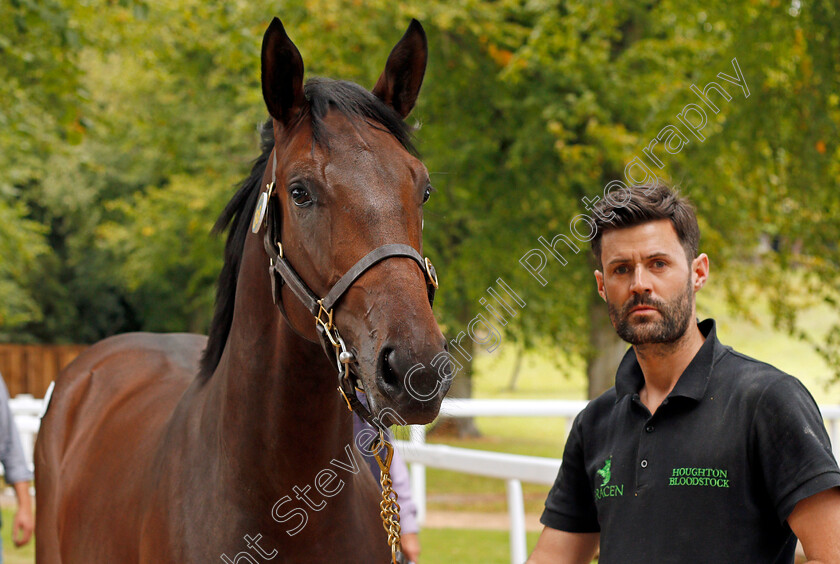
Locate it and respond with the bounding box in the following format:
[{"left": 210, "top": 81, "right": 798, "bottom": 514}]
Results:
[{"left": 629, "top": 305, "right": 658, "bottom": 315}]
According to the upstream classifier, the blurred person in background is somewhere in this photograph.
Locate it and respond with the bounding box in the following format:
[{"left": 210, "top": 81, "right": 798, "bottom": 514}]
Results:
[{"left": 0, "top": 374, "right": 33, "bottom": 561}]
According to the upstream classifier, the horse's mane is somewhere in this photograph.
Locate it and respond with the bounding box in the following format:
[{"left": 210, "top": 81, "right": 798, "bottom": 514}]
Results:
[{"left": 198, "top": 78, "right": 417, "bottom": 380}]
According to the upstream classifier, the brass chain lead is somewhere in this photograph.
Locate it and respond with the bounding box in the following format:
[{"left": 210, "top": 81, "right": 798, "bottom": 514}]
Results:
[
  {"left": 332, "top": 327, "right": 403, "bottom": 563},
  {"left": 372, "top": 430, "right": 402, "bottom": 564}
]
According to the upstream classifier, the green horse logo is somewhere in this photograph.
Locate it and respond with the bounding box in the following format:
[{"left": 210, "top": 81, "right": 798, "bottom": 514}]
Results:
[{"left": 597, "top": 458, "right": 612, "bottom": 486}]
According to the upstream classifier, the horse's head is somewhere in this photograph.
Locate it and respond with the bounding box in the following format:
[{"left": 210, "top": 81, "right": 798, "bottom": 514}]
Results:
[{"left": 258, "top": 18, "right": 450, "bottom": 425}]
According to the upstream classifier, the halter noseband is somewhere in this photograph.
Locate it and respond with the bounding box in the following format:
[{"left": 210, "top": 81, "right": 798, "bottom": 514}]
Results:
[{"left": 251, "top": 149, "right": 439, "bottom": 427}]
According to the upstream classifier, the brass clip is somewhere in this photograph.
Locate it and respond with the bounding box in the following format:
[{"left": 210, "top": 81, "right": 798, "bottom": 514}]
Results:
[
  {"left": 371, "top": 429, "right": 395, "bottom": 474},
  {"left": 337, "top": 386, "right": 354, "bottom": 412}
]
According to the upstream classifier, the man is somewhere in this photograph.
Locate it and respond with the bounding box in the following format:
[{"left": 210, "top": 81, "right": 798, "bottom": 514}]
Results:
[
  {"left": 0, "top": 375, "right": 34, "bottom": 561},
  {"left": 528, "top": 184, "right": 840, "bottom": 563}
]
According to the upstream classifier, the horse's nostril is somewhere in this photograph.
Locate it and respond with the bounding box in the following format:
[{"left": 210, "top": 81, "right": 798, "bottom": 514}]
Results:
[{"left": 380, "top": 347, "right": 399, "bottom": 388}]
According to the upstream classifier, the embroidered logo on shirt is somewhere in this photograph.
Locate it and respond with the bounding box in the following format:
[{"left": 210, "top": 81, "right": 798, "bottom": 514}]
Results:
[
  {"left": 669, "top": 467, "right": 730, "bottom": 488},
  {"left": 596, "top": 458, "right": 612, "bottom": 486},
  {"left": 594, "top": 457, "right": 624, "bottom": 500}
]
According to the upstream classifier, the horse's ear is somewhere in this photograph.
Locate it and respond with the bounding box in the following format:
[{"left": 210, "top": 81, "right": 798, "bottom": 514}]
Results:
[
  {"left": 261, "top": 17, "right": 305, "bottom": 126},
  {"left": 372, "top": 19, "right": 427, "bottom": 118}
]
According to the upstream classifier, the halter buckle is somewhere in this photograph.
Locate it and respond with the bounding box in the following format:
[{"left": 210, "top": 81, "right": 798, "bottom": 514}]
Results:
[{"left": 424, "top": 256, "right": 439, "bottom": 289}]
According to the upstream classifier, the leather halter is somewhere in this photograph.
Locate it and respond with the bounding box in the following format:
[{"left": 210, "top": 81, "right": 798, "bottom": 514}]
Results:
[{"left": 253, "top": 149, "right": 439, "bottom": 427}]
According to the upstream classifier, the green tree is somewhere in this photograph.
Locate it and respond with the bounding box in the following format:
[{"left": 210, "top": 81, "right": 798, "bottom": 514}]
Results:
[
  {"left": 494, "top": 0, "right": 840, "bottom": 397},
  {"left": 0, "top": 0, "right": 85, "bottom": 339},
  {"left": 0, "top": 199, "right": 48, "bottom": 334},
  {"left": 4, "top": 0, "right": 839, "bottom": 426}
]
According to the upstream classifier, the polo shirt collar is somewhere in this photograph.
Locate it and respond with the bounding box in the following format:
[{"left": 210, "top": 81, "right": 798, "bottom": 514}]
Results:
[{"left": 614, "top": 318, "right": 718, "bottom": 403}]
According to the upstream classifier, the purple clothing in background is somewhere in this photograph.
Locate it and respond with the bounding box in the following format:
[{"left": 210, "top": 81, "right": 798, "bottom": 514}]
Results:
[{"left": 352, "top": 394, "right": 419, "bottom": 534}]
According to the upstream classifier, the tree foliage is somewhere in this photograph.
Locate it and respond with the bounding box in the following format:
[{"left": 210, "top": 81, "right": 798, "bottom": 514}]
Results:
[{"left": 2, "top": 0, "right": 839, "bottom": 392}]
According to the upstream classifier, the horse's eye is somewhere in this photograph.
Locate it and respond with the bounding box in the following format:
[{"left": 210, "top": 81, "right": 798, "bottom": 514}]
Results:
[
  {"left": 422, "top": 185, "right": 432, "bottom": 204},
  {"left": 289, "top": 185, "right": 312, "bottom": 207}
]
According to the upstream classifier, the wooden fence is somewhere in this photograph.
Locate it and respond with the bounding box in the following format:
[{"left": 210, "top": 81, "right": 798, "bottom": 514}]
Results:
[{"left": 0, "top": 344, "right": 87, "bottom": 397}]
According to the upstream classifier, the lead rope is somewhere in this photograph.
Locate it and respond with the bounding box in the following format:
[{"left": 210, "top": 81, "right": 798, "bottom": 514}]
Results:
[{"left": 371, "top": 429, "right": 402, "bottom": 564}]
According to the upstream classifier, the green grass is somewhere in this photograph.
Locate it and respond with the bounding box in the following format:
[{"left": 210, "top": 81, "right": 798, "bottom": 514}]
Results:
[
  {"left": 420, "top": 528, "right": 541, "bottom": 564},
  {"left": 421, "top": 529, "right": 598, "bottom": 564},
  {"left": 1, "top": 507, "right": 34, "bottom": 564},
  {"left": 6, "top": 522, "right": 544, "bottom": 564},
  {"left": 0, "top": 512, "right": 551, "bottom": 564}
]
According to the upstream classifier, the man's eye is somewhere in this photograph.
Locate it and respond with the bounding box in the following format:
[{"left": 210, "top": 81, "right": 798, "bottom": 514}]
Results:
[
  {"left": 289, "top": 185, "right": 312, "bottom": 207},
  {"left": 615, "top": 266, "right": 628, "bottom": 275},
  {"left": 653, "top": 260, "right": 666, "bottom": 268}
]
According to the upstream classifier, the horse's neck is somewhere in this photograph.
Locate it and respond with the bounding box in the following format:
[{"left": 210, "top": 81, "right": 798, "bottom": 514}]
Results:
[
  {"left": 214, "top": 334, "right": 349, "bottom": 479},
  {"left": 203, "top": 236, "right": 353, "bottom": 493}
]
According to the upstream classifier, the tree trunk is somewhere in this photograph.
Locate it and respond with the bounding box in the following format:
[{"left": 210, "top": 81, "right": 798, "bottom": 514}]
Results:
[
  {"left": 507, "top": 346, "right": 524, "bottom": 391},
  {"left": 586, "top": 290, "right": 627, "bottom": 399}
]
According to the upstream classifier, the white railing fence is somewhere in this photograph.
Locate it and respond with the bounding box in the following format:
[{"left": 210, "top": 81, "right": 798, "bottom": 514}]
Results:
[
  {"left": 398, "top": 399, "right": 587, "bottom": 564},
  {"left": 395, "top": 439, "right": 560, "bottom": 564},
  {"left": 6, "top": 395, "right": 840, "bottom": 564},
  {"left": 401, "top": 400, "right": 588, "bottom": 524}
]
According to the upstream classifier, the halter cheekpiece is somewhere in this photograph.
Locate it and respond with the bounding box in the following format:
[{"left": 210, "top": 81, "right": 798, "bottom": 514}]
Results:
[{"left": 251, "top": 149, "right": 439, "bottom": 428}]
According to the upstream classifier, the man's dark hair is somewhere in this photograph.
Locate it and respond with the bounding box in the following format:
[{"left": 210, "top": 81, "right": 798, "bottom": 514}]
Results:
[{"left": 590, "top": 182, "right": 700, "bottom": 269}]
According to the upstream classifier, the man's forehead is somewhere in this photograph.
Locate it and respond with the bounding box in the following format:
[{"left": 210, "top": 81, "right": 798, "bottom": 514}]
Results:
[{"left": 600, "top": 219, "right": 682, "bottom": 259}]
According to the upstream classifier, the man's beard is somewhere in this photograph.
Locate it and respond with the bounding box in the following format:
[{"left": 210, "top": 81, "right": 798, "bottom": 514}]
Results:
[{"left": 607, "top": 277, "right": 694, "bottom": 346}]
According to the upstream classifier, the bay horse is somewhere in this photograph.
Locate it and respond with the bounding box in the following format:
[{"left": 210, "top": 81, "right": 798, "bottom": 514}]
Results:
[{"left": 35, "top": 17, "right": 451, "bottom": 563}]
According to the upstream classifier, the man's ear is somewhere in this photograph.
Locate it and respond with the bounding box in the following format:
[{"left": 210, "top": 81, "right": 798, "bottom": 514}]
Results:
[
  {"left": 372, "top": 19, "right": 427, "bottom": 118},
  {"left": 261, "top": 18, "right": 306, "bottom": 126},
  {"left": 692, "top": 253, "right": 709, "bottom": 291},
  {"left": 595, "top": 270, "right": 606, "bottom": 301}
]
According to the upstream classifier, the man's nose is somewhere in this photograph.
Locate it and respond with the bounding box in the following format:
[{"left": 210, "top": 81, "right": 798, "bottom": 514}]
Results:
[{"left": 629, "top": 265, "right": 653, "bottom": 294}]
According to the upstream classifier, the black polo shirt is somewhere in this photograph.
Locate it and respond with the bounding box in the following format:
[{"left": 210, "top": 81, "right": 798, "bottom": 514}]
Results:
[{"left": 541, "top": 319, "right": 840, "bottom": 563}]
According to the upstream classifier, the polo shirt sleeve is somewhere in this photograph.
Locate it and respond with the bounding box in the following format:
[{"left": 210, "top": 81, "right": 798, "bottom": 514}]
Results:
[
  {"left": 540, "top": 411, "right": 599, "bottom": 533},
  {"left": 751, "top": 375, "right": 840, "bottom": 523}
]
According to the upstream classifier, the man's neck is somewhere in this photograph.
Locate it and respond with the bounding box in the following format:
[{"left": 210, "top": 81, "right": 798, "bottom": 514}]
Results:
[{"left": 634, "top": 322, "right": 706, "bottom": 414}]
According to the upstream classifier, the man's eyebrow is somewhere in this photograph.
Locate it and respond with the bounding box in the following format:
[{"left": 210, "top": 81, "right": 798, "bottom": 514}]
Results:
[
  {"left": 607, "top": 256, "right": 630, "bottom": 267},
  {"left": 606, "top": 251, "right": 673, "bottom": 266}
]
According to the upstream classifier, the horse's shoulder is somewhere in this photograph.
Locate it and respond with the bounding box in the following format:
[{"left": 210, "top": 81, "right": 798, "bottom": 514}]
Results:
[
  {"left": 61, "top": 331, "right": 206, "bottom": 379},
  {"left": 45, "top": 332, "right": 205, "bottom": 431},
  {"left": 36, "top": 333, "right": 208, "bottom": 561}
]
